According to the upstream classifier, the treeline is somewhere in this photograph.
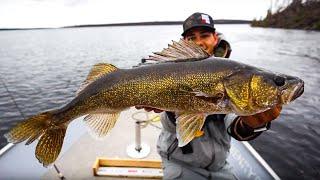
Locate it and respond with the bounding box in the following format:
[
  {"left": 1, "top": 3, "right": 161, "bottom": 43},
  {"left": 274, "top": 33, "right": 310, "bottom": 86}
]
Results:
[{"left": 251, "top": 0, "right": 320, "bottom": 30}]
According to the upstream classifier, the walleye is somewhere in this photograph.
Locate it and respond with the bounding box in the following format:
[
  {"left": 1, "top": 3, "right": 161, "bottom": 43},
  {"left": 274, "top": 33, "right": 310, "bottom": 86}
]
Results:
[{"left": 5, "top": 39, "right": 304, "bottom": 166}]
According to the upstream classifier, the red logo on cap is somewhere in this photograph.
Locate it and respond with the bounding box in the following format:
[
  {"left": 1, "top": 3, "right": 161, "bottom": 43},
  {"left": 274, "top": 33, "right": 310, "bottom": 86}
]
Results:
[{"left": 201, "top": 14, "right": 210, "bottom": 24}]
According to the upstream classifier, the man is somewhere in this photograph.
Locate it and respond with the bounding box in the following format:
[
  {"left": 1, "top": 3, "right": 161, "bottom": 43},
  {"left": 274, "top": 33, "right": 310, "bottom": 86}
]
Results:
[{"left": 139, "top": 12, "right": 282, "bottom": 180}]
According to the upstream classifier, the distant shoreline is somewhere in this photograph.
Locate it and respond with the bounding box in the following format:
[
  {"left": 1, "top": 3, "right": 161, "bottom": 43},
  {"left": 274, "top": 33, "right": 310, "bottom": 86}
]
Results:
[
  {"left": 251, "top": 0, "right": 320, "bottom": 31},
  {"left": 0, "top": 20, "right": 251, "bottom": 31}
]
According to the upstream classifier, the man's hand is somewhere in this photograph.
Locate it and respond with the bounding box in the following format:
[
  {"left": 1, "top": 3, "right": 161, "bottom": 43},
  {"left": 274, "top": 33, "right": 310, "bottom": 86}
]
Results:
[
  {"left": 240, "top": 105, "right": 282, "bottom": 129},
  {"left": 135, "top": 105, "right": 164, "bottom": 113}
]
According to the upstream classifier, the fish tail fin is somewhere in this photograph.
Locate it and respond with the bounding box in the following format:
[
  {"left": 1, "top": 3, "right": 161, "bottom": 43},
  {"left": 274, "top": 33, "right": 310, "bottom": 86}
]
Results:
[
  {"left": 4, "top": 111, "right": 53, "bottom": 144},
  {"left": 5, "top": 111, "right": 67, "bottom": 166},
  {"left": 36, "top": 126, "right": 66, "bottom": 166}
]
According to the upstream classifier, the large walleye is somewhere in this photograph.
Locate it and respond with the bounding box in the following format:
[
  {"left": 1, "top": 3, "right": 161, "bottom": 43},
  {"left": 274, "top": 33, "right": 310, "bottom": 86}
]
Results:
[{"left": 5, "top": 39, "right": 304, "bottom": 166}]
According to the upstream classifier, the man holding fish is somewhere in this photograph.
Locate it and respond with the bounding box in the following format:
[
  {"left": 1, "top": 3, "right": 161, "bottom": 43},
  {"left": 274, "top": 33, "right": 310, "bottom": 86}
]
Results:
[
  {"left": 141, "top": 12, "right": 283, "bottom": 180},
  {"left": 6, "top": 11, "right": 303, "bottom": 180}
]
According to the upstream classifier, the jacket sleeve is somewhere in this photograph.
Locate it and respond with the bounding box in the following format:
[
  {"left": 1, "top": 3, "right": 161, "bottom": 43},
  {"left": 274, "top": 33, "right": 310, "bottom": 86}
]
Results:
[{"left": 227, "top": 116, "right": 270, "bottom": 141}]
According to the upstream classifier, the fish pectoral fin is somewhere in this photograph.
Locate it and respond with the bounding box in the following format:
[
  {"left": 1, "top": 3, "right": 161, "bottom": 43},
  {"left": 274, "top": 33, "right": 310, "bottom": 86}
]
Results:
[
  {"left": 193, "top": 91, "right": 225, "bottom": 104},
  {"left": 176, "top": 113, "right": 206, "bottom": 147},
  {"left": 83, "top": 112, "right": 120, "bottom": 139},
  {"left": 179, "top": 86, "right": 225, "bottom": 104},
  {"left": 76, "top": 63, "right": 118, "bottom": 95}
]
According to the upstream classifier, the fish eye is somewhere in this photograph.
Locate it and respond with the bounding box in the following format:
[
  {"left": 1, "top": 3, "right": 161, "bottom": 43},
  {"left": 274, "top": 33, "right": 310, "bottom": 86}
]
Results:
[{"left": 274, "top": 76, "right": 286, "bottom": 87}]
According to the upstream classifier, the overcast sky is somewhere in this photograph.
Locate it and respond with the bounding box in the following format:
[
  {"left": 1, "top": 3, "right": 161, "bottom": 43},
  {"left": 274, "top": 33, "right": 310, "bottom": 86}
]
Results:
[{"left": 0, "top": 0, "right": 290, "bottom": 28}]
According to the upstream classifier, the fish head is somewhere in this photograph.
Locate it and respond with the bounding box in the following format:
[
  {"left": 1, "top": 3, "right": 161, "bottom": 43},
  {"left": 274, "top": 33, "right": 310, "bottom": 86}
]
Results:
[
  {"left": 276, "top": 74, "right": 304, "bottom": 105},
  {"left": 224, "top": 69, "right": 304, "bottom": 115}
]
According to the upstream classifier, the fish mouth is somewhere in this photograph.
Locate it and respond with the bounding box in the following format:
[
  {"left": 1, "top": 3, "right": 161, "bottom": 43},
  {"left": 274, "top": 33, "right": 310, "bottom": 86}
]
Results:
[{"left": 290, "top": 81, "right": 304, "bottom": 102}]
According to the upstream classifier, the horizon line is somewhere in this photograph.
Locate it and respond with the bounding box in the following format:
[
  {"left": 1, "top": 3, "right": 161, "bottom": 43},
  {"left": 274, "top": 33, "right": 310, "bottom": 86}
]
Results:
[{"left": 0, "top": 19, "right": 252, "bottom": 30}]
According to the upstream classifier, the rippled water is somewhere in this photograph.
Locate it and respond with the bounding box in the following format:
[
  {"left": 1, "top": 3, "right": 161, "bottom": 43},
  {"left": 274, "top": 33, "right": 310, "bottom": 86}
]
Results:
[{"left": 0, "top": 25, "right": 319, "bottom": 179}]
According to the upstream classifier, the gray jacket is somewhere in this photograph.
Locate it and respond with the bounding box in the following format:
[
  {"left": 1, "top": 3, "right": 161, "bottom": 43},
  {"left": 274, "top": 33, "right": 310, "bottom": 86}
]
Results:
[{"left": 157, "top": 113, "right": 237, "bottom": 171}]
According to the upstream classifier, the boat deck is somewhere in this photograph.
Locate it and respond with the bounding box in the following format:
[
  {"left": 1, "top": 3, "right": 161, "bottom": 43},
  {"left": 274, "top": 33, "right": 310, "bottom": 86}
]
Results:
[
  {"left": 0, "top": 108, "right": 280, "bottom": 179},
  {"left": 43, "top": 108, "right": 162, "bottom": 179}
]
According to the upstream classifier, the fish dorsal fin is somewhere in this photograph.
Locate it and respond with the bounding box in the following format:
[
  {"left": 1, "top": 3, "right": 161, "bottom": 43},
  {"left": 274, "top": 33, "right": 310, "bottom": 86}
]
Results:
[
  {"left": 147, "top": 39, "right": 210, "bottom": 62},
  {"left": 85, "top": 63, "right": 118, "bottom": 82},
  {"left": 176, "top": 113, "right": 206, "bottom": 147},
  {"left": 83, "top": 113, "right": 120, "bottom": 139},
  {"left": 77, "top": 63, "right": 118, "bottom": 95}
]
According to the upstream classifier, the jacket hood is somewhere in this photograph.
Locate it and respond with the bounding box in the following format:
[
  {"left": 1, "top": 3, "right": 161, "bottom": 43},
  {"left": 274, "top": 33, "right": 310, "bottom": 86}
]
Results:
[{"left": 214, "top": 32, "right": 232, "bottom": 58}]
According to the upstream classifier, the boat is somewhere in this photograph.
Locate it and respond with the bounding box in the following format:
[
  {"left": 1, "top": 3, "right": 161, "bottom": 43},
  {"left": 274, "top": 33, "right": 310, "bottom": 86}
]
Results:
[{"left": 0, "top": 108, "right": 280, "bottom": 179}]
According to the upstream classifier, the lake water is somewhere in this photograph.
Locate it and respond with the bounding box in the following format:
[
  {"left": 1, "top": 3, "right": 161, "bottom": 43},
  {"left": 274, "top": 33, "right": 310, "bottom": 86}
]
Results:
[{"left": 0, "top": 24, "right": 319, "bottom": 179}]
